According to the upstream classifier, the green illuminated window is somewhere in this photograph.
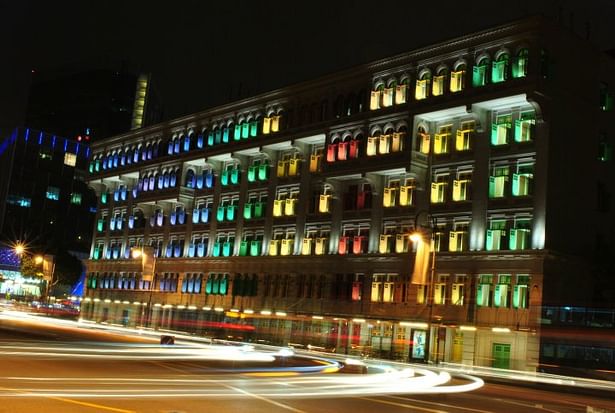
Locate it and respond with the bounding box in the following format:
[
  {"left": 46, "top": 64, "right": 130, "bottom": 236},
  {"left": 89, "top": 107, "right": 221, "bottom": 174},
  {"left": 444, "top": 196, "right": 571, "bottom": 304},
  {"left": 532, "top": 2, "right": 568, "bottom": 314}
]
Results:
[
  {"left": 509, "top": 219, "right": 531, "bottom": 250},
  {"left": 515, "top": 111, "right": 535, "bottom": 142},
  {"left": 513, "top": 275, "right": 530, "bottom": 308},
  {"left": 512, "top": 163, "right": 534, "bottom": 196},
  {"left": 472, "top": 58, "right": 489, "bottom": 87},
  {"left": 489, "top": 165, "right": 509, "bottom": 198},
  {"left": 491, "top": 53, "right": 510, "bottom": 83},
  {"left": 491, "top": 114, "right": 511, "bottom": 145},
  {"left": 512, "top": 49, "right": 529, "bottom": 78},
  {"left": 494, "top": 274, "right": 511, "bottom": 308},
  {"left": 476, "top": 274, "right": 493, "bottom": 306},
  {"left": 486, "top": 220, "right": 506, "bottom": 251},
  {"left": 70, "top": 192, "right": 82, "bottom": 205}
]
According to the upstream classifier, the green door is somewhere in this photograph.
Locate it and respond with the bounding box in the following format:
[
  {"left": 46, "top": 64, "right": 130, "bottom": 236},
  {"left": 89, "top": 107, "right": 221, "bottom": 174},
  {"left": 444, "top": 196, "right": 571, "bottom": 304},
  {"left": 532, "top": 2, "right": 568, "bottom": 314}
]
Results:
[{"left": 492, "top": 343, "right": 511, "bottom": 369}]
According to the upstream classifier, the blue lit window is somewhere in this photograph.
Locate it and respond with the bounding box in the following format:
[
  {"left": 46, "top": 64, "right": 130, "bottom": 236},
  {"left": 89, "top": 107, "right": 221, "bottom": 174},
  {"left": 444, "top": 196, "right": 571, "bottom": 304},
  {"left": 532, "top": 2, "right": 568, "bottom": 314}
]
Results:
[
  {"left": 7, "top": 195, "right": 31, "bottom": 207},
  {"left": 46, "top": 186, "right": 60, "bottom": 201},
  {"left": 183, "top": 134, "right": 191, "bottom": 152}
]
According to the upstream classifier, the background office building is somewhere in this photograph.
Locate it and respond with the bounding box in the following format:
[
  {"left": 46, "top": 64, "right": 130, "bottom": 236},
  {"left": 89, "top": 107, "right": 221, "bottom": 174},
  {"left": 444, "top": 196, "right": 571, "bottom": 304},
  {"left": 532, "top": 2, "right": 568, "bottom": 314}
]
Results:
[{"left": 82, "top": 17, "right": 615, "bottom": 372}]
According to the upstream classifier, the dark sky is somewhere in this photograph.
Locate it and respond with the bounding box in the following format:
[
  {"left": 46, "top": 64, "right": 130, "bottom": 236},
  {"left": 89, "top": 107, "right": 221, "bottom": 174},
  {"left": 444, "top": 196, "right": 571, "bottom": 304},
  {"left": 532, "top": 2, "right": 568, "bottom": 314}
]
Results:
[{"left": 2, "top": 0, "right": 615, "bottom": 127}]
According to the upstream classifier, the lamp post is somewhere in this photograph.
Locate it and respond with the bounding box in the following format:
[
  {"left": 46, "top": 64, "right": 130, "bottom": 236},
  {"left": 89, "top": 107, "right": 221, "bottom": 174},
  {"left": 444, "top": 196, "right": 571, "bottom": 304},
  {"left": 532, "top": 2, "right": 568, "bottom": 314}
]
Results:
[
  {"left": 411, "top": 211, "right": 438, "bottom": 364},
  {"left": 132, "top": 246, "right": 156, "bottom": 328}
]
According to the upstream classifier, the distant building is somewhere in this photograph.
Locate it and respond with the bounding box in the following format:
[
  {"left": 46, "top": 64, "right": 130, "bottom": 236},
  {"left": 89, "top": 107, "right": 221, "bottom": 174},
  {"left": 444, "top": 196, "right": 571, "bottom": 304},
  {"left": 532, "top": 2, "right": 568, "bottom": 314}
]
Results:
[
  {"left": 26, "top": 63, "right": 163, "bottom": 142},
  {"left": 82, "top": 16, "right": 615, "bottom": 372},
  {"left": 0, "top": 128, "right": 97, "bottom": 255}
]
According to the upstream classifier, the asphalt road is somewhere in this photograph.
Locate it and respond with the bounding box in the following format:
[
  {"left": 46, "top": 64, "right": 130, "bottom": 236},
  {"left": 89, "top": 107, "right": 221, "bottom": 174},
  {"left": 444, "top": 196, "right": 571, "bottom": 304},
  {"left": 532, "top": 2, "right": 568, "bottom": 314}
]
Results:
[{"left": 1, "top": 310, "right": 614, "bottom": 413}]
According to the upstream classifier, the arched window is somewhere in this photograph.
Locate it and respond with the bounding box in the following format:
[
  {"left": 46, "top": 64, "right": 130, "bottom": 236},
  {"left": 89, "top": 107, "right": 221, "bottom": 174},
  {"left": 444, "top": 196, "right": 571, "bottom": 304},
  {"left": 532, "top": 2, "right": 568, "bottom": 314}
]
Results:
[
  {"left": 451, "top": 63, "right": 466, "bottom": 92},
  {"left": 157, "top": 172, "right": 164, "bottom": 190},
  {"left": 415, "top": 71, "right": 431, "bottom": 100},
  {"left": 433, "top": 67, "right": 448, "bottom": 96},
  {"left": 370, "top": 83, "right": 384, "bottom": 110},
  {"left": 223, "top": 124, "right": 231, "bottom": 143},
  {"left": 146, "top": 143, "right": 153, "bottom": 160},
  {"left": 152, "top": 141, "right": 160, "bottom": 158},
  {"left": 513, "top": 48, "right": 529, "bottom": 78},
  {"left": 395, "top": 79, "right": 408, "bottom": 104},
  {"left": 170, "top": 168, "right": 178, "bottom": 187},
  {"left": 167, "top": 138, "right": 174, "bottom": 155},
  {"left": 185, "top": 169, "right": 196, "bottom": 188},
  {"left": 119, "top": 150, "right": 126, "bottom": 166},
  {"left": 163, "top": 171, "right": 170, "bottom": 188},
  {"left": 173, "top": 137, "right": 180, "bottom": 154},
  {"left": 126, "top": 148, "right": 133, "bottom": 165},
  {"left": 148, "top": 173, "right": 155, "bottom": 190},
  {"left": 473, "top": 56, "right": 490, "bottom": 87},
  {"left": 141, "top": 144, "right": 147, "bottom": 161},
  {"left": 133, "top": 145, "right": 141, "bottom": 163},
  {"left": 492, "top": 52, "right": 510, "bottom": 83},
  {"left": 183, "top": 133, "right": 191, "bottom": 152},
  {"left": 112, "top": 151, "right": 119, "bottom": 168},
  {"left": 417, "top": 125, "right": 430, "bottom": 154},
  {"left": 197, "top": 130, "right": 205, "bottom": 148},
  {"left": 344, "top": 93, "right": 356, "bottom": 116}
]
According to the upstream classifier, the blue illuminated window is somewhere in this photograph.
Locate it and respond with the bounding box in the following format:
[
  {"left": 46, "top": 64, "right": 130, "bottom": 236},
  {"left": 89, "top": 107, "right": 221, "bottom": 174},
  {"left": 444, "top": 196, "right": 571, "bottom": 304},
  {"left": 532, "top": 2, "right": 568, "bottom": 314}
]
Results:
[{"left": 46, "top": 186, "right": 60, "bottom": 201}]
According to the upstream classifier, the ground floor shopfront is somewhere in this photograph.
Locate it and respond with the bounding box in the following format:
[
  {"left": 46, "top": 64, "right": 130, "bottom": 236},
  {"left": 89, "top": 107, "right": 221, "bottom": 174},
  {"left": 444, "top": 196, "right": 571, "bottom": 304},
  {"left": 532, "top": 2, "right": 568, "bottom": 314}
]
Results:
[{"left": 80, "top": 297, "right": 539, "bottom": 371}]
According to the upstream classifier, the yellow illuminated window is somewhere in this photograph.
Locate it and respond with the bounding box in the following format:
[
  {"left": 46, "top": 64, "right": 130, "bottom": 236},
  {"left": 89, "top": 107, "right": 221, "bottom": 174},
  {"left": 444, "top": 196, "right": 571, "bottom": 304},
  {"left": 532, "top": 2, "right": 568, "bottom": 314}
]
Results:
[
  {"left": 450, "top": 68, "right": 465, "bottom": 92},
  {"left": 263, "top": 117, "right": 272, "bottom": 134},
  {"left": 383, "top": 187, "right": 397, "bottom": 207},
  {"left": 415, "top": 77, "right": 430, "bottom": 100},
  {"left": 432, "top": 74, "right": 445, "bottom": 96},
  {"left": 281, "top": 238, "right": 293, "bottom": 255},
  {"left": 309, "top": 153, "right": 322, "bottom": 172},
  {"left": 379, "top": 134, "right": 391, "bottom": 154},
  {"left": 379, "top": 234, "right": 391, "bottom": 253},
  {"left": 319, "top": 194, "right": 330, "bottom": 213},
  {"left": 273, "top": 199, "right": 284, "bottom": 217},
  {"left": 431, "top": 178, "right": 447, "bottom": 203},
  {"left": 418, "top": 132, "right": 430, "bottom": 154},
  {"left": 64, "top": 152, "right": 77, "bottom": 167},
  {"left": 284, "top": 198, "right": 297, "bottom": 216},
  {"left": 271, "top": 115, "right": 280, "bottom": 132},
  {"left": 288, "top": 158, "right": 300, "bottom": 176},
  {"left": 395, "top": 81, "right": 408, "bottom": 104},
  {"left": 301, "top": 237, "right": 313, "bottom": 255},
  {"left": 315, "top": 237, "right": 328, "bottom": 255},
  {"left": 395, "top": 234, "right": 408, "bottom": 253},
  {"left": 391, "top": 132, "right": 404, "bottom": 152},
  {"left": 277, "top": 160, "right": 288, "bottom": 177},
  {"left": 269, "top": 239, "right": 280, "bottom": 256},
  {"left": 456, "top": 122, "right": 474, "bottom": 151},
  {"left": 366, "top": 136, "right": 378, "bottom": 156},
  {"left": 399, "top": 184, "right": 414, "bottom": 206},
  {"left": 382, "top": 87, "right": 394, "bottom": 107}
]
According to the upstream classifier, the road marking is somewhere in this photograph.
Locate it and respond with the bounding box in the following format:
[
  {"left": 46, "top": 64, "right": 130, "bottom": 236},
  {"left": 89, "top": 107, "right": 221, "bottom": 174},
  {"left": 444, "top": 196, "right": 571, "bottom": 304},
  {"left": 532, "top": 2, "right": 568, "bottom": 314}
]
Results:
[
  {"left": 0, "top": 385, "right": 135, "bottom": 413},
  {"left": 223, "top": 384, "right": 307, "bottom": 413},
  {"left": 358, "top": 397, "right": 448, "bottom": 413},
  {"left": 385, "top": 395, "right": 494, "bottom": 413}
]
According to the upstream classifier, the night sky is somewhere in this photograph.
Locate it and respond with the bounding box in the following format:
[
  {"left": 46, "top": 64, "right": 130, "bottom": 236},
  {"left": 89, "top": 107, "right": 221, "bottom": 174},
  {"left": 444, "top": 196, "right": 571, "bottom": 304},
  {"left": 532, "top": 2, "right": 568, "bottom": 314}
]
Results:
[{"left": 2, "top": 0, "right": 615, "bottom": 128}]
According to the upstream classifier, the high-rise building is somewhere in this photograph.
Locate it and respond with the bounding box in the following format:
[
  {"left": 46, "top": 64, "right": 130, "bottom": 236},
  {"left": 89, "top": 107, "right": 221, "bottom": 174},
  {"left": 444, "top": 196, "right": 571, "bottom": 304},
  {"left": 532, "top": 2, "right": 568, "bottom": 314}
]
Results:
[
  {"left": 81, "top": 16, "right": 615, "bottom": 372},
  {"left": 0, "top": 128, "right": 97, "bottom": 254},
  {"left": 26, "top": 62, "right": 163, "bottom": 142}
]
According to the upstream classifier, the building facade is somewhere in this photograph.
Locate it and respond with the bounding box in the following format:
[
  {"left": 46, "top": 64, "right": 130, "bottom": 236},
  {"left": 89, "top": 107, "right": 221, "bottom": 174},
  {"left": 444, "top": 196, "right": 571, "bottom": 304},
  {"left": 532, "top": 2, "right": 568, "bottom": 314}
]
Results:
[{"left": 82, "top": 17, "right": 615, "bottom": 371}]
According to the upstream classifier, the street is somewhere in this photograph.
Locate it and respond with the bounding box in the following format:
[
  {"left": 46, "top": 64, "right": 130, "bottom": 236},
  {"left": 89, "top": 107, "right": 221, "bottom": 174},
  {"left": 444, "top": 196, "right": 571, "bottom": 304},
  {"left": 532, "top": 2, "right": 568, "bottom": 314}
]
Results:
[{"left": 1, "top": 309, "right": 614, "bottom": 413}]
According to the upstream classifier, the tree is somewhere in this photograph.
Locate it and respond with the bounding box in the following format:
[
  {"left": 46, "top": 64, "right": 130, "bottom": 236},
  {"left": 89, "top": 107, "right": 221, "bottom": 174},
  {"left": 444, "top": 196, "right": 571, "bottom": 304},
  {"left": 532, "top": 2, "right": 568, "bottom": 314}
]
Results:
[{"left": 20, "top": 255, "right": 43, "bottom": 278}]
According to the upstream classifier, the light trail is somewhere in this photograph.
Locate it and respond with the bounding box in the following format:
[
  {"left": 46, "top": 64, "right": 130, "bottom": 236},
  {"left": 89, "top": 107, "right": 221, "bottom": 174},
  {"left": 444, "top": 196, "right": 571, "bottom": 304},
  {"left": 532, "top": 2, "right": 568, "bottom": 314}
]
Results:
[{"left": 0, "top": 307, "right": 487, "bottom": 400}]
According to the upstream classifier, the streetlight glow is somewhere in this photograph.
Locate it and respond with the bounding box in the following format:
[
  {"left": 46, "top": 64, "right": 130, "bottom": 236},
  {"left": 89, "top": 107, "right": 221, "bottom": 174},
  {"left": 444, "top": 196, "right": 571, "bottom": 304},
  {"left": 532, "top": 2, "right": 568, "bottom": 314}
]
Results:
[
  {"left": 410, "top": 232, "right": 423, "bottom": 243},
  {"left": 14, "top": 243, "right": 25, "bottom": 256},
  {"left": 131, "top": 249, "right": 142, "bottom": 259},
  {"left": 34, "top": 255, "right": 44, "bottom": 265}
]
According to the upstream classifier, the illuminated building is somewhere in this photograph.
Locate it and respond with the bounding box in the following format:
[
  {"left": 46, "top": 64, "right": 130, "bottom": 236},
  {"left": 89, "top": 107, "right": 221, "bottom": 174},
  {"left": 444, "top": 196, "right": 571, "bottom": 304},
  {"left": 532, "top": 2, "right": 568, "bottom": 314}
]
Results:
[
  {"left": 0, "top": 128, "right": 97, "bottom": 254},
  {"left": 82, "top": 16, "right": 615, "bottom": 371}
]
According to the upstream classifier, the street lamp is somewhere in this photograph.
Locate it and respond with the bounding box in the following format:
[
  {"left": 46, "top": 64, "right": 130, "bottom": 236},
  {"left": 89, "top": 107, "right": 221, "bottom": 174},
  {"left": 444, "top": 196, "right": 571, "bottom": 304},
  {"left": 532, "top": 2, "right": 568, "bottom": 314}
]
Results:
[
  {"left": 131, "top": 246, "right": 156, "bottom": 327},
  {"left": 410, "top": 211, "right": 438, "bottom": 364}
]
